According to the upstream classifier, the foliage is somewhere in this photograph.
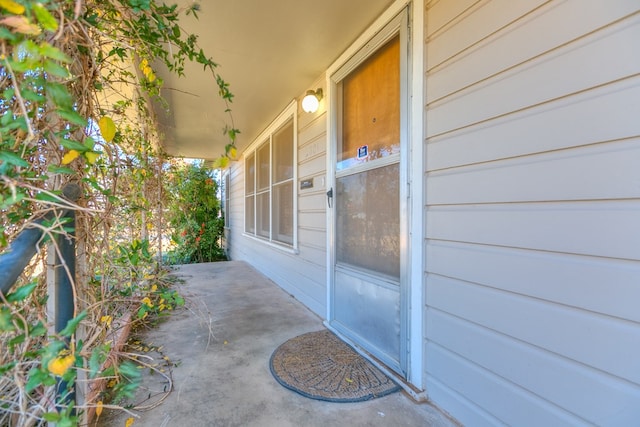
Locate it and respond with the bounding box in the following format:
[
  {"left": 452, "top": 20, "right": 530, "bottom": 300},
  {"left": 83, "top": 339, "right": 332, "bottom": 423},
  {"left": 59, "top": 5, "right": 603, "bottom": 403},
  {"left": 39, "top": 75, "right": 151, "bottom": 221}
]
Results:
[
  {"left": 137, "top": 279, "right": 185, "bottom": 320},
  {"left": 165, "top": 162, "right": 226, "bottom": 264},
  {"left": 0, "top": 0, "right": 235, "bottom": 424}
]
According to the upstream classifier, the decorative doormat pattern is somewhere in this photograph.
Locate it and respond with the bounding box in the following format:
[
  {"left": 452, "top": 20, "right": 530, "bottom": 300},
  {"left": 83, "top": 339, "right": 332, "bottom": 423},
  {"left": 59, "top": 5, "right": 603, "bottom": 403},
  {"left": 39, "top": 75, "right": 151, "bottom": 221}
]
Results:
[{"left": 269, "top": 329, "right": 400, "bottom": 402}]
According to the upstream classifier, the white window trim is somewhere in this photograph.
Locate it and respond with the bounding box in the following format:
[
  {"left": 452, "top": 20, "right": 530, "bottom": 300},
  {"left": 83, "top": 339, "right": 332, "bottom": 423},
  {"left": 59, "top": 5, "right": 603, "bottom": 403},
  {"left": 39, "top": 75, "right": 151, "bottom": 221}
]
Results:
[{"left": 243, "top": 100, "right": 298, "bottom": 252}]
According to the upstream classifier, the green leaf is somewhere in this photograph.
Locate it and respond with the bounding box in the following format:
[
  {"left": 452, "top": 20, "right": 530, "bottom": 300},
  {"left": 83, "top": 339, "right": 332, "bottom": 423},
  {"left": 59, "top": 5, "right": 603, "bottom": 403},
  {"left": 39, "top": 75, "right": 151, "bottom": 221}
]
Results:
[
  {"left": 8, "top": 333, "right": 25, "bottom": 348},
  {"left": 46, "top": 82, "right": 73, "bottom": 108},
  {"left": 56, "top": 109, "right": 87, "bottom": 127},
  {"left": 6, "top": 282, "right": 38, "bottom": 303},
  {"left": 1, "top": 115, "right": 27, "bottom": 132},
  {"left": 0, "top": 26, "right": 17, "bottom": 41},
  {"left": 25, "top": 367, "right": 50, "bottom": 393},
  {"left": 29, "top": 321, "right": 47, "bottom": 337},
  {"left": 43, "top": 59, "right": 70, "bottom": 78},
  {"left": 59, "top": 310, "right": 87, "bottom": 337},
  {"left": 16, "top": 38, "right": 39, "bottom": 55},
  {"left": 0, "top": 308, "right": 14, "bottom": 332},
  {"left": 0, "top": 151, "right": 29, "bottom": 167},
  {"left": 0, "top": 362, "right": 16, "bottom": 375},
  {"left": 174, "top": 295, "right": 185, "bottom": 307},
  {"left": 101, "top": 366, "right": 115, "bottom": 378},
  {"left": 41, "top": 340, "right": 66, "bottom": 363},
  {"left": 0, "top": 191, "right": 26, "bottom": 210},
  {"left": 39, "top": 43, "right": 70, "bottom": 62},
  {"left": 57, "top": 415, "right": 76, "bottom": 427},
  {"left": 32, "top": 4, "right": 58, "bottom": 32},
  {"left": 84, "top": 12, "right": 98, "bottom": 27},
  {"left": 47, "top": 165, "right": 75, "bottom": 175},
  {"left": 60, "top": 138, "right": 88, "bottom": 152},
  {"left": 42, "top": 413, "right": 61, "bottom": 422},
  {"left": 83, "top": 136, "right": 96, "bottom": 150},
  {"left": 21, "top": 87, "right": 45, "bottom": 102},
  {"left": 137, "top": 305, "right": 148, "bottom": 319},
  {"left": 6, "top": 57, "right": 31, "bottom": 73},
  {"left": 89, "top": 344, "right": 109, "bottom": 378},
  {"left": 118, "top": 360, "right": 141, "bottom": 380},
  {"left": 35, "top": 191, "right": 63, "bottom": 203},
  {"left": 2, "top": 87, "right": 15, "bottom": 102}
]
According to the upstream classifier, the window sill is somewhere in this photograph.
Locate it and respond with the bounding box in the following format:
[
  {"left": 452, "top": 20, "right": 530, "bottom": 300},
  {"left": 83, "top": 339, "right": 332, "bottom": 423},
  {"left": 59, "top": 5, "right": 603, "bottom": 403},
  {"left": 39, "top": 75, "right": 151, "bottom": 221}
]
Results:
[{"left": 242, "top": 233, "right": 299, "bottom": 255}]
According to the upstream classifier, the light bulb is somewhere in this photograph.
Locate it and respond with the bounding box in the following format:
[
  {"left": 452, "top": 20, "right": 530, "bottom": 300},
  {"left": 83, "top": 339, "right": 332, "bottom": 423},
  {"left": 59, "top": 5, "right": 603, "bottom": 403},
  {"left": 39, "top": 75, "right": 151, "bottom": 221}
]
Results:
[{"left": 302, "top": 91, "right": 320, "bottom": 113}]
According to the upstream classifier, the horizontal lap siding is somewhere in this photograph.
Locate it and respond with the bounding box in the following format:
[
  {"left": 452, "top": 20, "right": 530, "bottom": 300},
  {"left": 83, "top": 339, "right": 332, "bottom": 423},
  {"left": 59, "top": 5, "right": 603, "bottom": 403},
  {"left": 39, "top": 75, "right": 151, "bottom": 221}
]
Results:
[
  {"left": 227, "top": 101, "right": 327, "bottom": 317},
  {"left": 424, "top": 1, "right": 640, "bottom": 425},
  {"left": 226, "top": 165, "right": 244, "bottom": 253}
]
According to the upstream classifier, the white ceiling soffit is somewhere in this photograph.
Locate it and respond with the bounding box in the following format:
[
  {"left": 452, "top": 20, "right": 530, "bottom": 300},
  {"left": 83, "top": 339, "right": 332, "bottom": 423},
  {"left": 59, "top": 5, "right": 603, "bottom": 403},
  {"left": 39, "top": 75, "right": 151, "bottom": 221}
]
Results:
[{"left": 152, "top": 0, "right": 395, "bottom": 159}]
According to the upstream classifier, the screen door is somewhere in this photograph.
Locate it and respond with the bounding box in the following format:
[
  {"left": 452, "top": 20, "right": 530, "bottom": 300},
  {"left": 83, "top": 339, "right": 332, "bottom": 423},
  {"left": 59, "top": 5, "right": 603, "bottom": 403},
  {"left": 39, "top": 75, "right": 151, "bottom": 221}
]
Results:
[{"left": 329, "top": 12, "right": 408, "bottom": 375}]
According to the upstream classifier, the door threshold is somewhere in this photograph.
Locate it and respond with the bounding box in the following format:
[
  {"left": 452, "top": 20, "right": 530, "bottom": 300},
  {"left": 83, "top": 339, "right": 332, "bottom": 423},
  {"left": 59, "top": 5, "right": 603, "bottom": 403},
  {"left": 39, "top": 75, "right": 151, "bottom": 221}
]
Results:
[{"left": 323, "top": 321, "right": 427, "bottom": 403}]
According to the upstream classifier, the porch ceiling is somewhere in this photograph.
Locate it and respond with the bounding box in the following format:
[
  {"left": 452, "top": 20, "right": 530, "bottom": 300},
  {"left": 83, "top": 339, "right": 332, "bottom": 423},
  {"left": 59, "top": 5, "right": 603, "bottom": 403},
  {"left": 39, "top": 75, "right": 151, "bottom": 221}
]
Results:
[{"left": 153, "top": 0, "right": 395, "bottom": 160}]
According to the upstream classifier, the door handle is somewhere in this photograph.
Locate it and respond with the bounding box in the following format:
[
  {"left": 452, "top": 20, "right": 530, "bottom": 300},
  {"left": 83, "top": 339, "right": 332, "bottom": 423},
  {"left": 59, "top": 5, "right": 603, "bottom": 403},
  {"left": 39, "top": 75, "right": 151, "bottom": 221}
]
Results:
[{"left": 326, "top": 188, "right": 333, "bottom": 208}]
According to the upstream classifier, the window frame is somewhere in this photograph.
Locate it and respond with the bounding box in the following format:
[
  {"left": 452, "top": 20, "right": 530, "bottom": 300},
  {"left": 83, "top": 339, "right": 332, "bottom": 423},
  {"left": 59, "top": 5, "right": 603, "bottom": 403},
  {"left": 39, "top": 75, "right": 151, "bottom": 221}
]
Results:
[{"left": 243, "top": 100, "right": 298, "bottom": 251}]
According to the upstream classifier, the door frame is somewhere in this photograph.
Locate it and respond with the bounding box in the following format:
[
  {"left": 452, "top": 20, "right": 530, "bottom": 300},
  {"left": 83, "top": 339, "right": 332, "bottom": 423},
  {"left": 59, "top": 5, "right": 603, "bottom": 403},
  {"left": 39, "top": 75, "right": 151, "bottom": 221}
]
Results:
[{"left": 325, "top": 0, "right": 425, "bottom": 391}]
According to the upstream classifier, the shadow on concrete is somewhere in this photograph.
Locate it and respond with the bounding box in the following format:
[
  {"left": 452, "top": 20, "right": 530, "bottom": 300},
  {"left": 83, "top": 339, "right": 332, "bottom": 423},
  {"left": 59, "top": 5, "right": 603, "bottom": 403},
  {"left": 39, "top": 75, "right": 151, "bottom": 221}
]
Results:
[{"left": 98, "top": 261, "right": 456, "bottom": 427}]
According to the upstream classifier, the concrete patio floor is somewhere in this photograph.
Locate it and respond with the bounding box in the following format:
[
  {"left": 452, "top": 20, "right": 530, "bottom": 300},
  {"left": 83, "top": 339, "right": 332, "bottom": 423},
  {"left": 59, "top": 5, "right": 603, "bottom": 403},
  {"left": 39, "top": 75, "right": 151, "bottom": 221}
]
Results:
[{"left": 99, "top": 261, "right": 458, "bottom": 427}]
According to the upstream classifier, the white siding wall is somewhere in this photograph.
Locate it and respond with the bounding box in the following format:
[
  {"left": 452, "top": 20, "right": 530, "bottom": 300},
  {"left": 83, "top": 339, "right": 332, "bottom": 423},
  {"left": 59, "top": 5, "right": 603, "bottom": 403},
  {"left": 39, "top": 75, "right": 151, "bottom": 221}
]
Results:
[
  {"left": 423, "top": 1, "right": 640, "bottom": 425},
  {"left": 227, "top": 82, "right": 328, "bottom": 316}
]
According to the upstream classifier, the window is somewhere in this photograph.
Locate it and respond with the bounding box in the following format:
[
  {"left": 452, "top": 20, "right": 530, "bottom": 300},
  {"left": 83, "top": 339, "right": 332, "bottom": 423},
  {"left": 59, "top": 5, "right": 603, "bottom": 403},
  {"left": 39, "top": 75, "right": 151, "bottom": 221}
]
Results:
[{"left": 244, "top": 103, "right": 296, "bottom": 247}]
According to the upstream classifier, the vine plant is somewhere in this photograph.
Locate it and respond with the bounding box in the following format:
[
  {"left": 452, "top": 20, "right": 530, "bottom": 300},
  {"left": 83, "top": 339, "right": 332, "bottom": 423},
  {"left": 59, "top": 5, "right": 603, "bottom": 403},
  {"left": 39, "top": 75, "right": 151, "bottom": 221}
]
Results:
[{"left": 0, "top": 0, "right": 236, "bottom": 425}]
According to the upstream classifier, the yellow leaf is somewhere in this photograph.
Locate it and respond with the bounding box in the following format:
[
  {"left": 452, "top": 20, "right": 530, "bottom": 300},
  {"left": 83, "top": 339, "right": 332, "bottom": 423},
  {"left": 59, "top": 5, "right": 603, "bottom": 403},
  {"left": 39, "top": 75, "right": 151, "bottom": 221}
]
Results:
[
  {"left": 0, "top": 0, "right": 25, "bottom": 14},
  {"left": 219, "top": 157, "right": 229, "bottom": 169},
  {"left": 96, "top": 401, "right": 103, "bottom": 417},
  {"left": 84, "top": 151, "right": 99, "bottom": 164},
  {"left": 139, "top": 59, "right": 157, "bottom": 82},
  {"left": 125, "top": 417, "right": 135, "bottom": 427},
  {"left": 61, "top": 150, "right": 80, "bottom": 165},
  {"left": 47, "top": 354, "right": 75, "bottom": 376},
  {"left": 98, "top": 116, "right": 116, "bottom": 142},
  {"left": 141, "top": 297, "right": 153, "bottom": 308},
  {"left": 100, "top": 315, "right": 112, "bottom": 328},
  {"left": 228, "top": 147, "right": 238, "bottom": 160}
]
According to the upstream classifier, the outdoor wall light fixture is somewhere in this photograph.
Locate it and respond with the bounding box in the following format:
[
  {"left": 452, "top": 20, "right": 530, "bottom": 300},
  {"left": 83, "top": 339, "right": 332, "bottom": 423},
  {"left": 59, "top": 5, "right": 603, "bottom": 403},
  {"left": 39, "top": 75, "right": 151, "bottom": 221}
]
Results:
[{"left": 301, "top": 88, "right": 323, "bottom": 113}]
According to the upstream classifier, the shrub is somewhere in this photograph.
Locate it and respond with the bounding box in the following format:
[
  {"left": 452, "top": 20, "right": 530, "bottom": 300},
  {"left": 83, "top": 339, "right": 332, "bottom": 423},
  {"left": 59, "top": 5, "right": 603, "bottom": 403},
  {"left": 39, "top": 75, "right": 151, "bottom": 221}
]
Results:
[{"left": 165, "top": 162, "right": 226, "bottom": 264}]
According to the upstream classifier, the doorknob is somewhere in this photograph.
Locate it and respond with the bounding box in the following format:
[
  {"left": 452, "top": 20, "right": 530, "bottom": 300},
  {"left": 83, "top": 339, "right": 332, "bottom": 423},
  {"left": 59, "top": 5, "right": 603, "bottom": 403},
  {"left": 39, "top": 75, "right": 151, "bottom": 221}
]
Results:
[{"left": 326, "top": 188, "right": 333, "bottom": 208}]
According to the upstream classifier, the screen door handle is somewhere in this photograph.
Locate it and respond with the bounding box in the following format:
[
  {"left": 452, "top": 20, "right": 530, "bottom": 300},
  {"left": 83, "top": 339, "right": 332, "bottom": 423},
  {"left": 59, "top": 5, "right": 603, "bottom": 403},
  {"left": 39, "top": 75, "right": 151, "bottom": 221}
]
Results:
[{"left": 326, "top": 188, "right": 333, "bottom": 208}]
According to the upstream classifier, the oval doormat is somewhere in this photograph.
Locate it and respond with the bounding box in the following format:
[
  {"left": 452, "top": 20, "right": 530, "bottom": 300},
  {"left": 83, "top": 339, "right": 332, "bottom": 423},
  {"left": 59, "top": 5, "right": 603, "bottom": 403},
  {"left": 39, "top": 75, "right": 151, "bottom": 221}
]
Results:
[{"left": 269, "top": 329, "right": 400, "bottom": 402}]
